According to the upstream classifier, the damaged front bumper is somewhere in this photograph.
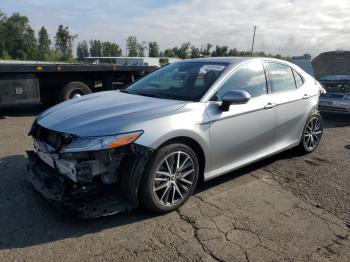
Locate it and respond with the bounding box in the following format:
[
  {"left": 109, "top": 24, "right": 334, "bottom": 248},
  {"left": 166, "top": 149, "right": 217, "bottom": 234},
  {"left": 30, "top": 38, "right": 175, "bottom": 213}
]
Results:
[
  {"left": 26, "top": 143, "right": 153, "bottom": 218},
  {"left": 318, "top": 98, "right": 350, "bottom": 114}
]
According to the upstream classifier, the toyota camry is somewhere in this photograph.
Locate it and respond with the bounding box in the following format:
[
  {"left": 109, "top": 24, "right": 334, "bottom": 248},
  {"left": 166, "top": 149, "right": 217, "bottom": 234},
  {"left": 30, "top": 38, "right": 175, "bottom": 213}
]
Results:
[{"left": 27, "top": 57, "right": 324, "bottom": 217}]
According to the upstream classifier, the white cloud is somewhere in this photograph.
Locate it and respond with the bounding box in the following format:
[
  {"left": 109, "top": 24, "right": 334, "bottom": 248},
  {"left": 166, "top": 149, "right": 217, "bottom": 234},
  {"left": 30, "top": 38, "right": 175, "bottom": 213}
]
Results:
[
  {"left": 3, "top": 0, "right": 350, "bottom": 56},
  {"left": 127, "top": 0, "right": 350, "bottom": 56}
]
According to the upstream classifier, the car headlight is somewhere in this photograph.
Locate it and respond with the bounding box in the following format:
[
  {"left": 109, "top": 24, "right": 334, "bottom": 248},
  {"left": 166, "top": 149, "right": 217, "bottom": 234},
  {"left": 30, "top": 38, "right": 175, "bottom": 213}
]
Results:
[{"left": 60, "top": 131, "right": 143, "bottom": 153}]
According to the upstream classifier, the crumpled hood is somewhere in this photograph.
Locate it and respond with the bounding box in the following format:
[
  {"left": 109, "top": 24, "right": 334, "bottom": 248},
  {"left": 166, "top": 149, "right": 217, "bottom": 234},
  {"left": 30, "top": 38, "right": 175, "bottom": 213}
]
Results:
[{"left": 36, "top": 91, "right": 186, "bottom": 137}]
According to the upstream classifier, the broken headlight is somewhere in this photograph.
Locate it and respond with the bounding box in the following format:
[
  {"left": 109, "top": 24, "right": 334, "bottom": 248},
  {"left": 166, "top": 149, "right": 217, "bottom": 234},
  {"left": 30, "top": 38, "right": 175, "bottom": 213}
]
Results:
[{"left": 60, "top": 131, "right": 143, "bottom": 153}]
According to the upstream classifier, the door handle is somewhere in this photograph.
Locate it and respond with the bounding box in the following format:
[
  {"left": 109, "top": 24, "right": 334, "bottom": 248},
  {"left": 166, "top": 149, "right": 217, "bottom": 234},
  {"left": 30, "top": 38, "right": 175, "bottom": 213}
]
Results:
[
  {"left": 303, "top": 94, "right": 311, "bottom": 99},
  {"left": 264, "top": 102, "right": 277, "bottom": 109}
]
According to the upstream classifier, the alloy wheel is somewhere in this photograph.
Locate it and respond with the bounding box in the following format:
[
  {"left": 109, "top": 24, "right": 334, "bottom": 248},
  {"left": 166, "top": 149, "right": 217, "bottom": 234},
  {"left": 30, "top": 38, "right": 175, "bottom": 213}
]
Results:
[
  {"left": 153, "top": 151, "right": 195, "bottom": 206},
  {"left": 304, "top": 116, "right": 323, "bottom": 150}
]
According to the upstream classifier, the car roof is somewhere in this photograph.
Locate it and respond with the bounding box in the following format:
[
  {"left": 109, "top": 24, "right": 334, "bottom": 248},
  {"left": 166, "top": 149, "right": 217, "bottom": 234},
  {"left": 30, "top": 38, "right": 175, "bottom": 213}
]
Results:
[{"left": 184, "top": 56, "right": 289, "bottom": 66}]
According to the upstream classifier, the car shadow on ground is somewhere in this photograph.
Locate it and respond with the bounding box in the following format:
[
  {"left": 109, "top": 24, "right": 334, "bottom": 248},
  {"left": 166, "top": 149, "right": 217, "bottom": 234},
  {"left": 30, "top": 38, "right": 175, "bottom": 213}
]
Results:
[
  {"left": 0, "top": 154, "right": 156, "bottom": 250},
  {"left": 0, "top": 148, "right": 300, "bottom": 250}
]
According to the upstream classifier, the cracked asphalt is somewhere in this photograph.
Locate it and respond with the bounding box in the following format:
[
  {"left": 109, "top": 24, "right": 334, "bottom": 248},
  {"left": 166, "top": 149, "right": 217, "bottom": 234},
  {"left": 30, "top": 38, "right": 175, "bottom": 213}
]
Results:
[{"left": 0, "top": 104, "right": 349, "bottom": 261}]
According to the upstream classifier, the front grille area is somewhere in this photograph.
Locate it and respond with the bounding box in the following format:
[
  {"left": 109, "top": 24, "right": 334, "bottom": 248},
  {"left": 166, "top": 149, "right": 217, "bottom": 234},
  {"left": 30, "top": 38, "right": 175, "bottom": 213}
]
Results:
[
  {"left": 321, "top": 93, "right": 346, "bottom": 99},
  {"left": 318, "top": 105, "right": 349, "bottom": 112},
  {"left": 30, "top": 122, "right": 74, "bottom": 150}
]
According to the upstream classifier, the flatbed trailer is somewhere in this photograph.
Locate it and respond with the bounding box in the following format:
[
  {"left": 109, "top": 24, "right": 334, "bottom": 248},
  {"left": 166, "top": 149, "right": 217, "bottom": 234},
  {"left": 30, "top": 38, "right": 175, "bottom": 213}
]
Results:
[{"left": 0, "top": 62, "right": 158, "bottom": 106}]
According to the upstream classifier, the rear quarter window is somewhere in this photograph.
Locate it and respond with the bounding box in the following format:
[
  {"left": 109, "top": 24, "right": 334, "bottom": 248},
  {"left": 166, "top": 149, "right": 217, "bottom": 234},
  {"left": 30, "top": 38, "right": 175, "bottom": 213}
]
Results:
[
  {"left": 293, "top": 70, "right": 304, "bottom": 88},
  {"left": 267, "top": 62, "right": 296, "bottom": 93}
]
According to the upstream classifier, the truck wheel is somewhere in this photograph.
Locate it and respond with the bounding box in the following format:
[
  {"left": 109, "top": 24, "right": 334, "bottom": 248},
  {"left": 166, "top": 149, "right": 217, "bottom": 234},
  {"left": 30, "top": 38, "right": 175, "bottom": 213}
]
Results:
[
  {"left": 58, "top": 82, "right": 92, "bottom": 102},
  {"left": 141, "top": 143, "right": 199, "bottom": 213}
]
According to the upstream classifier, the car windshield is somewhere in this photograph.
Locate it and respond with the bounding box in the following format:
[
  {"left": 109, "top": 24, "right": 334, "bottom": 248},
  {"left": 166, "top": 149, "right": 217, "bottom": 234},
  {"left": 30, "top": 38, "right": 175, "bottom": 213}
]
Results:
[{"left": 122, "top": 61, "right": 228, "bottom": 101}]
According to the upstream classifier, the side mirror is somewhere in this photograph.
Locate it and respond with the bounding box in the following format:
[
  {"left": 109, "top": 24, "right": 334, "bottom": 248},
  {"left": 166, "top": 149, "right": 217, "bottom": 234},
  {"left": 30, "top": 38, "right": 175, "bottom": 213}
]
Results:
[{"left": 219, "top": 90, "right": 251, "bottom": 112}]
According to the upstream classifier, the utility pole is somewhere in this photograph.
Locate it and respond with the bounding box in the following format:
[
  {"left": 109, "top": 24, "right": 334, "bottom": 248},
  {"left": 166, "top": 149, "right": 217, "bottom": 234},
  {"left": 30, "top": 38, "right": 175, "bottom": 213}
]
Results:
[{"left": 251, "top": 26, "right": 257, "bottom": 56}]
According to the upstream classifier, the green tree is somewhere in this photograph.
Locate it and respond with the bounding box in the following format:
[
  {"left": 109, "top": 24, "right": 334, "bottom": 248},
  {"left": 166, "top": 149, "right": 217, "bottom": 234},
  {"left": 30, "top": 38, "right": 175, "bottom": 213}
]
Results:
[
  {"left": 76, "top": 40, "right": 89, "bottom": 61},
  {"left": 227, "top": 48, "right": 239, "bottom": 56},
  {"left": 101, "top": 41, "right": 122, "bottom": 56},
  {"left": 274, "top": 54, "right": 282, "bottom": 59},
  {"left": 148, "top": 41, "right": 159, "bottom": 57},
  {"left": 127, "top": 36, "right": 138, "bottom": 57},
  {"left": 137, "top": 42, "right": 145, "bottom": 57},
  {"left": 1, "top": 12, "right": 37, "bottom": 60},
  {"left": 163, "top": 48, "right": 175, "bottom": 57},
  {"left": 110, "top": 42, "right": 122, "bottom": 56},
  {"left": 171, "top": 47, "right": 179, "bottom": 57},
  {"left": 0, "top": 11, "right": 6, "bottom": 58},
  {"left": 55, "top": 25, "right": 76, "bottom": 61},
  {"left": 238, "top": 50, "right": 251, "bottom": 57},
  {"left": 211, "top": 45, "right": 228, "bottom": 57},
  {"left": 47, "top": 51, "right": 60, "bottom": 61},
  {"left": 37, "top": 26, "right": 51, "bottom": 60},
  {"left": 89, "top": 40, "right": 102, "bottom": 56},
  {"left": 200, "top": 43, "right": 212, "bottom": 57},
  {"left": 190, "top": 46, "right": 200, "bottom": 58},
  {"left": 1, "top": 50, "right": 12, "bottom": 60},
  {"left": 176, "top": 42, "right": 191, "bottom": 59}
]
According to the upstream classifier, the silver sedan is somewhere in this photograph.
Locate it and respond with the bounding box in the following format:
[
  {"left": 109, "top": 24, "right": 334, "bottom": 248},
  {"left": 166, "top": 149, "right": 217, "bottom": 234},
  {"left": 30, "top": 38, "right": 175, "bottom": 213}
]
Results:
[{"left": 27, "top": 57, "right": 324, "bottom": 217}]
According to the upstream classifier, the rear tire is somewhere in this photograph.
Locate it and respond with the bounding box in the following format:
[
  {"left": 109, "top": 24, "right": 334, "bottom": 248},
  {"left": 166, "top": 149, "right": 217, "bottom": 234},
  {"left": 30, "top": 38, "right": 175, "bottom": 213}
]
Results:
[
  {"left": 298, "top": 111, "right": 323, "bottom": 153},
  {"left": 58, "top": 82, "right": 92, "bottom": 102},
  {"left": 141, "top": 143, "right": 199, "bottom": 213}
]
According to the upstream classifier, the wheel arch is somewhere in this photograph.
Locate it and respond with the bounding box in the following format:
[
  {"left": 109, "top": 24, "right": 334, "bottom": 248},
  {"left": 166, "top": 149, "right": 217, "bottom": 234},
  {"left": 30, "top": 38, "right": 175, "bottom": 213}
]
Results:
[{"left": 297, "top": 104, "right": 320, "bottom": 142}]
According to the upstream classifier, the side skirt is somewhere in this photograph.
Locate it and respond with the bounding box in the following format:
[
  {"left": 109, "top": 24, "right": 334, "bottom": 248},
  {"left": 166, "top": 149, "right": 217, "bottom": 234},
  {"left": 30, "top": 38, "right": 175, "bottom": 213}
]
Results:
[{"left": 203, "top": 140, "right": 299, "bottom": 181}]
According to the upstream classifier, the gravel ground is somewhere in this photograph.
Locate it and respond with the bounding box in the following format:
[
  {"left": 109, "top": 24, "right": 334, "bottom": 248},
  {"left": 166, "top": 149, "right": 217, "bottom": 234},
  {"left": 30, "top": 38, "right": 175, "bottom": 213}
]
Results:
[{"left": 0, "top": 105, "right": 349, "bottom": 261}]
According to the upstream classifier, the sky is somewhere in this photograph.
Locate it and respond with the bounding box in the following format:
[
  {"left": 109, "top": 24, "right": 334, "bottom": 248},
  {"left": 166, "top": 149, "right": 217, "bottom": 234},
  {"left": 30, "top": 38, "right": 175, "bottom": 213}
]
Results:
[{"left": 1, "top": 0, "right": 350, "bottom": 57}]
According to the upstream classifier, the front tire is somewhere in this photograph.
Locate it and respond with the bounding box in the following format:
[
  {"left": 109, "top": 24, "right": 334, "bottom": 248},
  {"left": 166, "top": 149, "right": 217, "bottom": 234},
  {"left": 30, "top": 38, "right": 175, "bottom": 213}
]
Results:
[
  {"left": 141, "top": 143, "right": 199, "bottom": 213},
  {"left": 298, "top": 111, "right": 323, "bottom": 153}
]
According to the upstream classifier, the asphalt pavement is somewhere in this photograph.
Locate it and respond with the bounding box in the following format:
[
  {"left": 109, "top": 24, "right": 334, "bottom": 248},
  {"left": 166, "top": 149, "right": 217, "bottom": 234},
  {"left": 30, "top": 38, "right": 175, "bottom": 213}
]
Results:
[{"left": 0, "top": 105, "right": 349, "bottom": 261}]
